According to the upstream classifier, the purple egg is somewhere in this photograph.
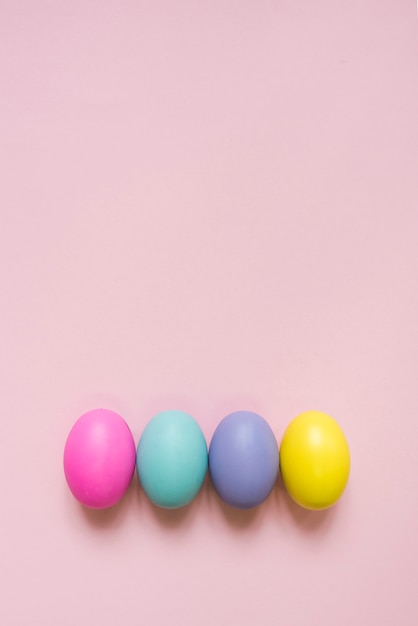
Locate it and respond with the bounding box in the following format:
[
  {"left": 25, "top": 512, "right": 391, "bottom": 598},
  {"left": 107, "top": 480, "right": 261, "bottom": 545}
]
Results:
[{"left": 209, "top": 411, "right": 279, "bottom": 509}]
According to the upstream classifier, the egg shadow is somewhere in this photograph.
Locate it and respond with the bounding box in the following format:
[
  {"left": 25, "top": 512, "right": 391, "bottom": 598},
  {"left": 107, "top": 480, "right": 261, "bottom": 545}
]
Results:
[
  {"left": 146, "top": 490, "right": 203, "bottom": 529},
  {"left": 204, "top": 473, "right": 265, "bottom": 530},
  {"left": 274, "top": 471, "right": 338, "bottom": 532},
  {"left": 132, "top": 468, "right": 205, "bottom": 530},
  {"left": 81, "top": 476, "right": 137, "bottom": 530}
]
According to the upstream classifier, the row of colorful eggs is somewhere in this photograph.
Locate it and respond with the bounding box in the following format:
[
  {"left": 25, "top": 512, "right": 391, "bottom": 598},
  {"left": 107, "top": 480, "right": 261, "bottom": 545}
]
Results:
[{"left": 64, "top": 408, "right": 350, "bottom": 512}]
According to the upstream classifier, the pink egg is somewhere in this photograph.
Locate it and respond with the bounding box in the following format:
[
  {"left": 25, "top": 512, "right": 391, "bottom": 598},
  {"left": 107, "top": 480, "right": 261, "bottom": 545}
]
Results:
[{"left": 63, "top": 408, "right": 136, "bottom": 509}]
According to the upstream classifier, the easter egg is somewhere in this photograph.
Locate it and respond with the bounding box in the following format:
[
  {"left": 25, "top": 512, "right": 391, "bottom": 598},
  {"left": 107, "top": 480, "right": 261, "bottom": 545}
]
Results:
[
  {"left": 280, "top": 410, "right": 350, "bottom": 510},
  {"left": 136, "top": 410, "right": 208, "bottom": 509},
  {"left": 64, "top": 408, "right": 136, "bottom": 509},
  {"left": 209, "top": 410, "right": 279, "bottom": 509}
]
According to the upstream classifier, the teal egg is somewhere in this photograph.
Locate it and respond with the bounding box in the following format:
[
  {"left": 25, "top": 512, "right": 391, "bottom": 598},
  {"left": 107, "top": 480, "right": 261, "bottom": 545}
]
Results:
[{"left": 136, "top": 410, "right": 208, "bottom": 509}]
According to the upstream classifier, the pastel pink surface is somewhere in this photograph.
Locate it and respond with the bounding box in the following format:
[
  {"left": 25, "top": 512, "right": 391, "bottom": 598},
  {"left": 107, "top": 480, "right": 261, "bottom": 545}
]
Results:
[
  {"left": 64, "top": 409, "right": 136, "bottom": 509},
  {"left": 1, "top": 2, "right": 418, "bottom": 626}
]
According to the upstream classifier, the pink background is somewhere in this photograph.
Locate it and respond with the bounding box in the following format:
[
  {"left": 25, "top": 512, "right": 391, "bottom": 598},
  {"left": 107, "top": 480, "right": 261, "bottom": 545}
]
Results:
[{"left": 1, "top": 1, "right": 418, "bottom": 624}]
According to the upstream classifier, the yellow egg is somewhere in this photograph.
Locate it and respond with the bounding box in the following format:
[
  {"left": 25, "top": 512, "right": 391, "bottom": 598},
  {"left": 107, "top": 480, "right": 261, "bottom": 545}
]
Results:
[{"left": 280, "top": 411, "right": 350, "bottom": 510}]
